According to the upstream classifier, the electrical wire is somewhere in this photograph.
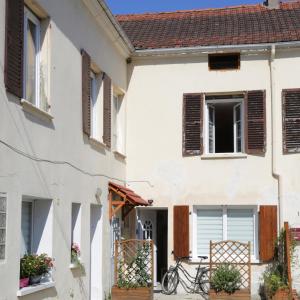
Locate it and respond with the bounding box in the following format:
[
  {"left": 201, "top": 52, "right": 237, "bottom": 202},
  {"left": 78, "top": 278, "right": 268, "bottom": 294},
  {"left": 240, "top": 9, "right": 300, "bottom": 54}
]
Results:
[{"left": 0, "top": 139, "right": 154, "bottom": 187}]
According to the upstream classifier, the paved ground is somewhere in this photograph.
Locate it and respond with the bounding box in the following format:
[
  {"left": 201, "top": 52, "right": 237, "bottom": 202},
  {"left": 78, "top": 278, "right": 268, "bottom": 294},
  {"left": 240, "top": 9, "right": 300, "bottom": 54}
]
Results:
[{"left": 154, "top": 292, "right": 207, "bottom": 300}]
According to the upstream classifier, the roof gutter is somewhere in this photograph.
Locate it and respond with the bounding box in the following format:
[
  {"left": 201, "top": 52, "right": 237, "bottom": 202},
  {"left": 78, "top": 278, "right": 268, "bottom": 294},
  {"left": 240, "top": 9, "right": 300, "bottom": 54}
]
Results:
[
  {"left": 96, "top": 0, "right": 135, "bottom": 53},
  {"left": 132, "top": 41, "right": 300, "bottom": 57}
]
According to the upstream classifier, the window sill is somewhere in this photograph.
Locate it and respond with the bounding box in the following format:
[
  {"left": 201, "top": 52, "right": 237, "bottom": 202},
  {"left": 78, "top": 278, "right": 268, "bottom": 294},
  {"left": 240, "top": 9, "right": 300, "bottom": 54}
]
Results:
[
  {"left": 21, "top": 99, "right": 53, "bottom": 122},
  {"left": 17, "top": 281, "right": 55, "bottom": 296},
  {"left": 89, "top": 137, "right": 107, "bottom": 149},
  {"left": 113, "top": 151, "right": 126, "bottom": 160},
  {"left": 201, "top": 153, "right": 247, "bottom": 160}
]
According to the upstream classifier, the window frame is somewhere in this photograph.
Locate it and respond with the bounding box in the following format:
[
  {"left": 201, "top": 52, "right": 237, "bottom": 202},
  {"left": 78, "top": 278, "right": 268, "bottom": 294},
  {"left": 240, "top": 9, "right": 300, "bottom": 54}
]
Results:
[
  {"left": 192, "top": 205, "right": 259, "bottom": 262},
  {"left": 204, "top": 97, "right": 245, "bottom": 154},
  {"left": 0, "top": 193, "right": 7, "bottom": 261},
  {"left": 21, "top": 199, "right": 34, "bottom": 255},
  {"left": 113, "top": 91, "right": 126, "bottom": 156},
  {"left": 23, "top": 7, "right": 41, "bottom": 108}
]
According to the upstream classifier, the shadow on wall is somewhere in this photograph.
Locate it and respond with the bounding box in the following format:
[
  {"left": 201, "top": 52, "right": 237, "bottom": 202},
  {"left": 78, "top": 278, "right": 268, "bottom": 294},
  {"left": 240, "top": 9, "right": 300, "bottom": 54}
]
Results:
[{"left": 20, "top": 287, "right": 57, "bottom": 300}]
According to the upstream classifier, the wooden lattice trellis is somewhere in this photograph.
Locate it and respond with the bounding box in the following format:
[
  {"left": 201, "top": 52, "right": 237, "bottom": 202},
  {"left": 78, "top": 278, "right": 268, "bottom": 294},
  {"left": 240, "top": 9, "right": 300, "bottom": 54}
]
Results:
[
  {"left": 114, "top": 239, "right": 154, "bottom": 288},
  {"left": 210, "top": 240, "right": 251, "bottom": 292}
]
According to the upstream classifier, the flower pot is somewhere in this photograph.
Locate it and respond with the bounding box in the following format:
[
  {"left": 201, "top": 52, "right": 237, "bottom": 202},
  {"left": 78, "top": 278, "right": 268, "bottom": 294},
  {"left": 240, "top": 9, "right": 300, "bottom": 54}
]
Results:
[
  {"left": 111, "top": 286, "right": 153, "bottom": 300},
  {"left": 270, "top": 289, "right": 290, "bottom": 300},
  {"left": 19, "top": 278, "right": 29, "bottom": 289},
  {"left": 209, "top": 289, "right": 251, "bottom": 299},
  {"left": 30, "top": 275, "right": 42, "bottom": 285}
]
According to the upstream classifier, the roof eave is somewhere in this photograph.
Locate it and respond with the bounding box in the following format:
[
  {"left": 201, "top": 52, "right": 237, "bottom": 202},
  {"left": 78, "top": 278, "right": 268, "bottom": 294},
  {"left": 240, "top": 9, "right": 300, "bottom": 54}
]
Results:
[{"left": 132, "top": 41, "right": 300, "bottom": 57}]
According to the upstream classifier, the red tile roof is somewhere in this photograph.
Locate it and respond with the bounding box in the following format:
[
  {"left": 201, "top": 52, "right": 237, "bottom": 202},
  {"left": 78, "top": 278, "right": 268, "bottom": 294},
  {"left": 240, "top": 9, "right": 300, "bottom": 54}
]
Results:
[
  {"left": 116, "top": 1, "right": 300, "bottom": 50},
  {"left": 109, "top": 182, "right": 148, "bottom": 206}
]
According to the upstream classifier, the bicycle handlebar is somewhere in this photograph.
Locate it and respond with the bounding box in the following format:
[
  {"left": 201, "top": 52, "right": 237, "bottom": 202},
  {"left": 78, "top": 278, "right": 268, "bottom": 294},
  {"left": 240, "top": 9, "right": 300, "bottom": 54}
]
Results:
[{"left": 171, "top": 251, "right": 208, "bottom": 261}]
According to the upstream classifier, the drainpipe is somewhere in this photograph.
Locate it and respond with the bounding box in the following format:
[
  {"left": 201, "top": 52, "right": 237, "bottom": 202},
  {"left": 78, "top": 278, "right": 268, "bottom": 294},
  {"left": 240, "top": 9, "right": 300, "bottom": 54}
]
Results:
[{"left": 269, "top": 44, "right": 283, "bottom": 228}]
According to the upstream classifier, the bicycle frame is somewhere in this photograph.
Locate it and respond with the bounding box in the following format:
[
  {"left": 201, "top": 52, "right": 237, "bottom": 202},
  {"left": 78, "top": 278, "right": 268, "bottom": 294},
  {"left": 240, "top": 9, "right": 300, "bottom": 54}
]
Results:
[{"left": 172, "top": 259, "right": 208, "bottom": 293}]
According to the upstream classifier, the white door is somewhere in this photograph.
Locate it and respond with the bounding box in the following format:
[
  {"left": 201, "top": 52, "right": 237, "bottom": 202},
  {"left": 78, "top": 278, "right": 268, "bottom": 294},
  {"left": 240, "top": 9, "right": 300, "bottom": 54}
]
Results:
[
  {"left": 138, "top": 209, "right": 158, "bottom": 285},
  {"left": 90, "top": 205, "right": 102, "bottom": 300}
]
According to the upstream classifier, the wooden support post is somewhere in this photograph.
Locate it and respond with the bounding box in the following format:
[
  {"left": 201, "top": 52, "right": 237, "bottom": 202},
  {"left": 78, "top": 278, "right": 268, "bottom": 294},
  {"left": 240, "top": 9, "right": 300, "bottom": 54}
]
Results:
[
  {"left": 210, "top": 240, "right": 212, "bottom": 282},
  {"left": 109, "top": 191, "right": 112, "bottom": 222},
  {"left": 114, "top": 240, "right": 118, "bottom": 285},
  {"left": 284, "top": 222, "right": 292, "bottom": 300}
]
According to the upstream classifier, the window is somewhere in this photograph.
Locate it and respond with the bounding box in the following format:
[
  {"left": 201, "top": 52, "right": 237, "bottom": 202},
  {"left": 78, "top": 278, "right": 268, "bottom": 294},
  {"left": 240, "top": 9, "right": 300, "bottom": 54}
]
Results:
[
  {"left": 21, "top": 198, "right": 53, "bottom": 256},
  {"left": 90, "top": 71, "right": 104, "bottom": 142},
  {"left": 24, "top": 7, "right": 41, "bottom": 106},
  {"left": 209, "top": 53, "right": 240, "bottom": 70},
  {"left": 194, "top": 206, "right": 258, "bottom": 259},
  {"left": 0, "top": 194, "right": 7, "bottom": 260},
  {"left": 71, "top": 203, "right": 81, "bottom": 261},
  {"left": 205, "top": 95, "right": 244, "bottom": 153},
  {"left": 113, "top": 92, "right": 126, "bottom": 155}
]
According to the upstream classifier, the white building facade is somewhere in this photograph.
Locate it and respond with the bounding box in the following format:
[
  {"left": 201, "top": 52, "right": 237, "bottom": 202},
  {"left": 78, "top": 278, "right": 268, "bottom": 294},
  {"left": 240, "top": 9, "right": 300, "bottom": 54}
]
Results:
[{"left": 0, "top": 0, "right": 300, "bottom": 299}]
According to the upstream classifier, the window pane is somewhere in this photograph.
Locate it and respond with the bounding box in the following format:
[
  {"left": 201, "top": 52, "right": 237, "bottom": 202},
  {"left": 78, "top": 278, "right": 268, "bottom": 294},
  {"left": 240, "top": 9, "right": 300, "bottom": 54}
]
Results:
[
  {"left": 197, "top": 209, "right": 223, "bottom": 255},
  {"left": 21, "top": 202, "right": 32, "bottom": 255},
  {"left": 208, "top": 106, "right": 215, "bottom": 153},
  {"left": 0, "top": 213, "right": 6, "bottom": 228},
  {"left": 227, "top": 209, "right": 254, "bottom": 254},
  {"left": 0, "top": 229, "right": 5, "bottom": 243},
  {"left": 0, "top": 197, "right": 6, "bottom": 212},
  {"left": 25, "top": 19, "right": 37, "bottom": 104},
  {"left": 0, "top": 245, "right": 5, "bottom": 260}
]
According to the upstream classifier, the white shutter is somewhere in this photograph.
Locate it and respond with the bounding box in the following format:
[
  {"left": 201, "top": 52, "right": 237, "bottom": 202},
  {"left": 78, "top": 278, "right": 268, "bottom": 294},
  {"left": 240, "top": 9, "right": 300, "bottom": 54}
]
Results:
[
  {"left": 21, "top": 201, "right": 33, "bottom": 255},
  {"left": 0, "top": 195, "right": 7, "bottom": 260},
  {"left": 227, "top": 209, "right": 254, "bottom": 254},
  {"left": 197, "top": 209, "right": 223, "bottom": 255}
]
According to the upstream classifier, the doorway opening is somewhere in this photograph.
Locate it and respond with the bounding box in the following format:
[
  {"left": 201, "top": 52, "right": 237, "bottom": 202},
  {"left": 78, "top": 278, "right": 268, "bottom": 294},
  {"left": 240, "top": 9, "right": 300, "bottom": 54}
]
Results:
[{"left": 138, "top": 208, "right": 168, "bottom": 285}]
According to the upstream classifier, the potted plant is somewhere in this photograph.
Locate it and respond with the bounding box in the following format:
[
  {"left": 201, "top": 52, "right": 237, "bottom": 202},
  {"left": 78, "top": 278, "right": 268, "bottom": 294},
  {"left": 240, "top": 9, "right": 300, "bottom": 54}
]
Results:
[
  {"left": 70, "top": 243, "right": 84, "bottom": 270},
  {"left": 209, "top": 263, "right": 249, "bottom": 299},
  {"left": 20, "top": 254, "right": 53, "bottom": 287},
  {"left": 261, "top": 228, "right": 297, "bottom": 299}
]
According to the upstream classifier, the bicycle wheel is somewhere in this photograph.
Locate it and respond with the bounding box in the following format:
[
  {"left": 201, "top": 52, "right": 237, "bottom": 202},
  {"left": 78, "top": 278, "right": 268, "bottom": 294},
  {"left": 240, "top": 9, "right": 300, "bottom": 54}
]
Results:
[
  {"left": 161, "top": 269, "right": 179, "bottom": 295},
  {"left": 198, "top": 269, "right": 210, "bottom": 295}
]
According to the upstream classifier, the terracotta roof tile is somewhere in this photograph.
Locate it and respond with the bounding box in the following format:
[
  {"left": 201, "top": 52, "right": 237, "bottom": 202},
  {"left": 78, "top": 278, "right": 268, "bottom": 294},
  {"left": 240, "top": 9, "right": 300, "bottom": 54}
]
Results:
[
  {"left": 109, "top": 182, "right": 148, "bottom": 206},
  {"left": 116, "top": 1, "right": 300, "bottom": 50}
]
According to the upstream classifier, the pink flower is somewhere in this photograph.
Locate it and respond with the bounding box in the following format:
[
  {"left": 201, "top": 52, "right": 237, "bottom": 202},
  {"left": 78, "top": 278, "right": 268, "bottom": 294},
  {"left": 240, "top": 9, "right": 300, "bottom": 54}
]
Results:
[{"left": 71, "top": 243, "right": 80, "bottom": 255}]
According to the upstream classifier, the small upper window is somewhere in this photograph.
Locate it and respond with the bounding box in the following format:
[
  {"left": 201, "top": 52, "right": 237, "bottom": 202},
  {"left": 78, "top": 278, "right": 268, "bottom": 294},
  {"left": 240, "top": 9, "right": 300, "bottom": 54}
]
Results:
[{"left": 209, "top": 53, "right": 240, "bottom": 70}]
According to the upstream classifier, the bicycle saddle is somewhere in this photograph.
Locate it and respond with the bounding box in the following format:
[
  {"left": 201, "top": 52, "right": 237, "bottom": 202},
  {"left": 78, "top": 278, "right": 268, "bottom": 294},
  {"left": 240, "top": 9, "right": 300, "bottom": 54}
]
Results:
[{"left": 198, "top": 256, "right": 208, "bottom": 259}]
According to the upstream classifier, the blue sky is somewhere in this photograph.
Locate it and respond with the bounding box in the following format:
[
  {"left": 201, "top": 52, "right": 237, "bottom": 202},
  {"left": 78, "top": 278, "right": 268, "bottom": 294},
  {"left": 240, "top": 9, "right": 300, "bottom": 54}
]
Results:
[{"left": 105, "top": 0, "right": 262, "bottom": 14}]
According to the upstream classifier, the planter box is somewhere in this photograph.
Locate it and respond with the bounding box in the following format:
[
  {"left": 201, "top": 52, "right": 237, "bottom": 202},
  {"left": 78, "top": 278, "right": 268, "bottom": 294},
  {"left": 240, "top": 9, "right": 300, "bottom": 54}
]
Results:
[
  {"left": 269, "top": 289, "right": 298, "bottom": 300},
  {"left": 209, "top": 289, "right": 251, "bottom": 300},
  {"left": 111, "top": 286, "right": 153, "bottom": 300}
]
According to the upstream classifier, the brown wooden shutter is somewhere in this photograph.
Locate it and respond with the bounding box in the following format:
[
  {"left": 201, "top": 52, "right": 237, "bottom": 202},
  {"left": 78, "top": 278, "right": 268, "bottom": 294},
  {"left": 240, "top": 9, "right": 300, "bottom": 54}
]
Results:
[
  {"left": 183, "top": 93, "right": 203, "bottom": 156},
  {"left": 245, "top": 90, "right": 266, "bottom": 154},
  {"left": 259, "top": 205, "right": 277, "bottom": 262},
  {"left": 282, "top": 89, "right": 300, "bottom": 153},
  {"left": 82, "top": 49, "right": 91, "bottom": 136},
  {"left": 4, "top": 0, "right": 24, "bottom": 98},
  {"left": 173, "top": 205, "right": 189, "bottom": 257},
  {"left": 103, "top": 73, "right": 112, "bottom": 148}
]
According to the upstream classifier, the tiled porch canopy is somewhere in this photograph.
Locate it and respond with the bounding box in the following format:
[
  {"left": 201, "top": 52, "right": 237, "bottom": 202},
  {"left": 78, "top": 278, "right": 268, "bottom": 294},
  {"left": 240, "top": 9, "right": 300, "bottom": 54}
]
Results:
[{"left": 108, "top": 182, "right": 148, "bottom": 221}]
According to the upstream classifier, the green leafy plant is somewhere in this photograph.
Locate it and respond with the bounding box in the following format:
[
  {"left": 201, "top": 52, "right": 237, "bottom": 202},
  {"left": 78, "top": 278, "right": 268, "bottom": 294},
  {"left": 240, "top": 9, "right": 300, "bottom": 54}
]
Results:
[
  {"left": 211, "top": 263, "right": 242, "bottom": 294},
  {"left": 117, "top": 243, "right": 152, "bottom": 289},
  {"left": 20, "top": 254, "right": 53, "bottom": 279},
  {"left": 262, "top": 228, "right": 297, "bottom": 298}
]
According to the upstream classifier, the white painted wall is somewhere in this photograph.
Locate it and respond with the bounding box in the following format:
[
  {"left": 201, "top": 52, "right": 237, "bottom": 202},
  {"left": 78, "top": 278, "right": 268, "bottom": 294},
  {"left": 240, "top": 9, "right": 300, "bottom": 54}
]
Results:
[
  {"left": 0, "top": 0, "right": 127, "bottom": 299},
  {"left": 125, "top": 49, "right": 300, "bottom": 296}
]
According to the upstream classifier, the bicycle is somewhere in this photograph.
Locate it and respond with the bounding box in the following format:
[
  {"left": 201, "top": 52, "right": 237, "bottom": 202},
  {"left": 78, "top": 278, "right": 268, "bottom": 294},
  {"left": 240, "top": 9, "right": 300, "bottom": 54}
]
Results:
[{"left": 161, "top": 252, "right": 210, "bottom": 295}]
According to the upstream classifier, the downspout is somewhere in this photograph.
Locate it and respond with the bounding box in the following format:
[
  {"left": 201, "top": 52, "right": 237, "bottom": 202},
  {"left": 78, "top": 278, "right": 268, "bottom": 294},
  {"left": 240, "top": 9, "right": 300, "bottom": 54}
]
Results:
[{"left": 269, "top": 44, "right": 283, "bottom": 228}]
